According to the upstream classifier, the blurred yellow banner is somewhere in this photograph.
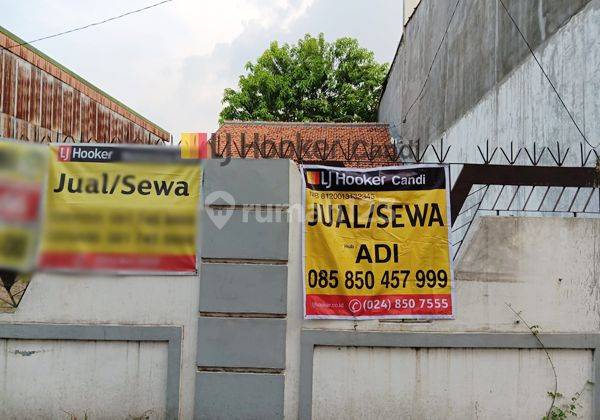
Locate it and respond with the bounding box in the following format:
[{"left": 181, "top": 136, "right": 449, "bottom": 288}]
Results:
[
  {"left": 39, "top": 144, "right": 201, "bottom": 273},
  {"left": 0, "top": 140, "right": 48, "bottom": 271}
]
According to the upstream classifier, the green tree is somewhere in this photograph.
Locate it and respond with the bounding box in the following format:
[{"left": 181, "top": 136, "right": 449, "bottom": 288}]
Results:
[{"left": 219, "top": 34, "right": 389, "bottom": 123}]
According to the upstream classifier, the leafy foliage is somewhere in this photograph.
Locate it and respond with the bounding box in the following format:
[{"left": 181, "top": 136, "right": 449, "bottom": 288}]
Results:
[
  {"left": 543, "top": 391, "right": 578, "bottom": 419},
  {"left": 543, "top": 381, "right": 593, "bottom": 420},
  {"left": 220, "top": 33, "right": 389, "bottom": 123}
]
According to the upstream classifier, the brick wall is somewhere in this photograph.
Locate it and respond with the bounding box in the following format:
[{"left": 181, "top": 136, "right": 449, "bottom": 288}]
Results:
[{"left": 214, "top": 121, "right": 393, "bottom": 168}]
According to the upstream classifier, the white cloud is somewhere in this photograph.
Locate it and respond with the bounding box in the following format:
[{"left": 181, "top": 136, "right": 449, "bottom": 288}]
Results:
[{"left": 0, "top": 0, "right": 402, "bottom": 137}]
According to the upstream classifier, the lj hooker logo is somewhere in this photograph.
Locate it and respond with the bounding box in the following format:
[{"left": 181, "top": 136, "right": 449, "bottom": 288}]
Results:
[
  {"left": 58, "top": 146, "right": 72, "bottom": 162},
  {"left": 57, "top": 146, "right": 115, "bottom": 163},
  {"left": 306, "top": 170, "right": 321, "bottom": 186}
]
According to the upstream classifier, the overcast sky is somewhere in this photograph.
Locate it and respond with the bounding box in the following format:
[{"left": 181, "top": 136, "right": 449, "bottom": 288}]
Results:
[{"left": 1, "top": 0, "right": 403, "bottom": 137}]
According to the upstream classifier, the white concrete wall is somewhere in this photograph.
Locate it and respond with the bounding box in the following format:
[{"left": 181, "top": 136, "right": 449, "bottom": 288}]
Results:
[
  {"left": 292, "top": 215, "right": 600, "bottom": 335},
  {"left": 0, "top": 273, "right": 199, "bottom": 419},
  {"left": 424, "top": 0, "right": 600, "bottom": 165},
  {"left": 285, "top": 162, "right": 304, "bottom": 419},
  {"left": 0, "top": 162, "right": 598, "bottom": 419},
  {"left": 0, "top": 339, "right": 167, "bottom": 419},
  {"left": 391, "top": 0, "right": 600, "bottom": 254},
  {"left": 285, "top": 159, "right": 600, "bottom": 418},
  {"left": 313, "top": 347, "right": 592, "bottom": 419},
  {"left": 379, "top": 0, "right": 598, "bottom": 157}
]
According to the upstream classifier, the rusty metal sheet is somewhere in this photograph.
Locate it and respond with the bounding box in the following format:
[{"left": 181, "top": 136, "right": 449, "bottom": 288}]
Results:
[
  {"left": 41, "top": 72, "right": 53, "bottom": 130},
  {"left": 107, "top": 111, "right": 115, "bottom": 141},
  {"left": 2, "top": 52, "right": 15, "bottom": 116},
  {"left": 15, "top": 118, "right": 30, "bottom": 140},
  {"left": 0, "top": 50, "right": 4, "bottom": 114},
  {"left": 29, "top": 67, "right": 41, "bottom": 126},
  {"left": 121, "top": 119, "right": 128, "bottom": 141},
  {"left": 129, "top": 123, "right": 136, "bottom": 142},
  {"left": 51, "top": 79, "right": 62, "bottom": 133},
  {"left": 107, "top": 111, "right": 114, "bottom": 141},
  {"left": 1, "top": 46, "right": 169, "bottom": 144},
  {"left": 132, "top": 123, "right": 143, "bottom": 143},
  {"left": 79, "top": 95, "right": 90, "bottom": 140},
  {"left": 140, "top": 127, "right": 148, "bottom": 143},
  {"left": 38, "top": 126, "right": 53, "bottom": 143},
  {"left": 125, "top": 119, "right": 131, "bottom": 142},
  {"left": 16, "top": 59, "right": 31, "bottom": 120},
  {"left": 112, "top": 113, "right": 120, "bottom": 142},
  {"left": 127, "top": 122, "right": 134, "bottom": 142},
  {"left": 82, "top": 97, "right": 96, "bottom": 141},
  {"left": 0, "top": 114, "right": 8, "bottom": 137},
  {"left": 72, "top": 89, "right": 81, "bottom": 140},
  {"left": 61, "top": 85, "right": 73, "bottom": 137},
  {"left": 119, "top": 115, "right": 126, "bottom": 141},
  {"left": 96, "top": 103, "right": 104, "bottom": 141},
  {"left": 96, "top": 104, "right": 109, "bottom": 141},
  {"left": 117, "top": 115, "right": 125, "bottom": 141},
  {"left": 27, "top": 120, "right": 36, "bottom": 140}
]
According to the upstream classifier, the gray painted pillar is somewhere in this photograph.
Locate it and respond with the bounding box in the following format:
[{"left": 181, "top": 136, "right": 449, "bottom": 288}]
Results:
[{"left": 195, "top": 159, "right": 290, "bottom": 419}]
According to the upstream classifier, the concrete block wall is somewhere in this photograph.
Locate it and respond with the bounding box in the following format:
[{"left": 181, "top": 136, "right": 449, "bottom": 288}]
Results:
[
  {"left": 379, "top": 0, "right": 598, "bottom": 156},
  {"left": 292, "top": 212, "right": 600, "bottom": 418},
  {"left": 284, "top": 166, "right": 600, "bottom": 419},
  {"left": 196, "top": 159, "right": 291, "bottom": 419},
  {"left": 0, "top": 158, "right": 293, "bottom": 419},
  {"left": 2, "top": 158, "right": 599, "bottom": 419},
  {"left": 0, "top": 273, "right": 198, "bottom": 419},
  {"left": 430, "top": 0, "right": 600, "bottom": 168},
  {"left": 195, "top": 159, "right": 600, "bottom": 419}
]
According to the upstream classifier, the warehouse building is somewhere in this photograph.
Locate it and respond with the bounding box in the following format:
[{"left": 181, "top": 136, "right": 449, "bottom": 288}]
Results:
[{"left": 0, "top": 25, "right": 169, "bottom": 144}]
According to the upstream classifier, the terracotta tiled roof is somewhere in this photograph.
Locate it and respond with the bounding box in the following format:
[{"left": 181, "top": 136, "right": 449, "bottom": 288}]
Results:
[{"left": 213, "top": 121, "right": 395, "bottom": 168}]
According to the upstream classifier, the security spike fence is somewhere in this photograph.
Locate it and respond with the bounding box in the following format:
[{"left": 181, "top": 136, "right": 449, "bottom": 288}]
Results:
[
  {"left": 9, "top": 133, "right": 165, "bottom": 145},
  {"left": 209, "top": 133, "right": 600, "bottom": 261},
  {"left": 3, "top": 134, "right": 598, "bottom": 268},
  {"left": 209, "top": 133, "right": 600, "bottom": 167}
]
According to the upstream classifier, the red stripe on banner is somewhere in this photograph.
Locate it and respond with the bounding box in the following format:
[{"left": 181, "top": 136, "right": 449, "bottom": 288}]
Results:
[
  {"left": 0, "top": 183, "right": 41, "bottom": 222},
  {"left": 39, "top": 252, "right": 196, "bottom": 272},
  {"left": 306, "top": 294, "right": 453, "bottom": 317}
]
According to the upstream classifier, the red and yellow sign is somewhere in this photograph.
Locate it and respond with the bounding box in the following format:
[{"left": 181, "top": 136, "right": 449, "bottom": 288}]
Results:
[
  {"left": 39, "top": 144, "right": 201, "bottom": 273},
  {"left": 302, "top": 165, "right": 454, "bottom": 319},
  {"left": 181, "top": 133, "right": 209, "bottom": 159}
]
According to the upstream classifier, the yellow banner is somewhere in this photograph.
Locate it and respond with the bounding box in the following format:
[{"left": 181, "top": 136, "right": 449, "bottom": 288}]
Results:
[
  {"left": 0, "top": 140, "right": 48, "bottom": 271},
  {"left": 39, "top": 144, "right": 201, "bottom": 273},
  {"left": 302, "top": 165, "right": 453, "bottom": 319}
]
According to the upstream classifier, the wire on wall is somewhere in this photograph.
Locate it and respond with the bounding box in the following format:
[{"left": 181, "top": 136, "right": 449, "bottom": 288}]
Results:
[
  {"left": 497, "top": 0, "right": 596, "bottom": 149},
  {"left": 401, "top": 0, "right": 462, "bottom": 124}
]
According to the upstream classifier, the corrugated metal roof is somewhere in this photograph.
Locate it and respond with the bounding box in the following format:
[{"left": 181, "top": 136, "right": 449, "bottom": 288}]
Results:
[{"left": 0, "top": 25, "right": 170, "bottom": 140}]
